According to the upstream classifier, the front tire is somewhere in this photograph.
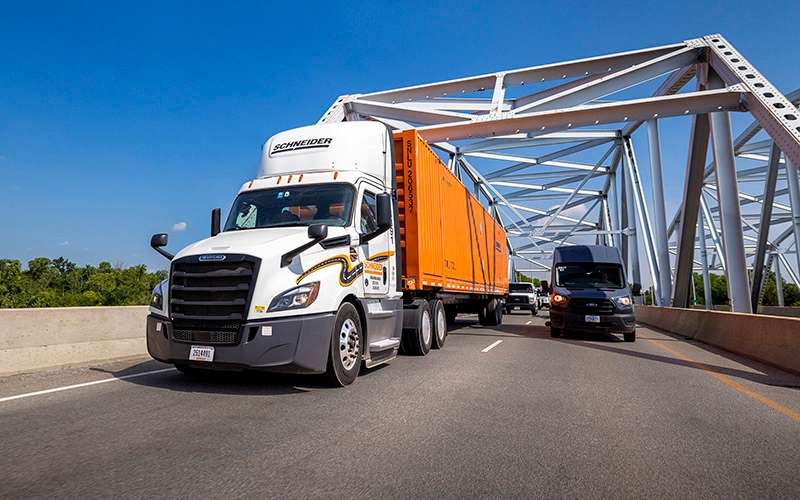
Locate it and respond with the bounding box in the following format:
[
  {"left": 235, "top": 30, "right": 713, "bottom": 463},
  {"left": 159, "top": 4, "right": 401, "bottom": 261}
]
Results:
[
  {"left": 324, "top": 302, "right": 362, "bottom": 387},
  {"left": 624, "top": 329, "right": 636, "bottom": 342}
]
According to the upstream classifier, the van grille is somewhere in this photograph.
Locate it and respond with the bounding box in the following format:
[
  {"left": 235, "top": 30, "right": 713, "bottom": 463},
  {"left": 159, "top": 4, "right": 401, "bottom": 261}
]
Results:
[
  {"left": 169, "top": 255, "right": 260, "bottom": 345},
  {"left": 570, "top": 298, "right": 614, "bottom": 315}
]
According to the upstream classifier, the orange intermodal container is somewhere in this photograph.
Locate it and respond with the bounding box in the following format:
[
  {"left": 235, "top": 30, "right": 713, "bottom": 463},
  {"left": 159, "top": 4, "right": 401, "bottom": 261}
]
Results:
[{"left": 394, "top": 129, "right": 508, "bottom": 295}]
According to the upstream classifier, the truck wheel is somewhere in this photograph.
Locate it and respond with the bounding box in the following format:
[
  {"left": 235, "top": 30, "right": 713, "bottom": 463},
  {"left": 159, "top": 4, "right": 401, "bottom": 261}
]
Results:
[
  {"left": 550, "top": 327, "right": 560, "bottom": 338},
  {"left": 431, "top": 299, "right": 447, "bottom": 349},
  {"left": 324, "top": 302, "right": 362, "bottom": 386},
  {"left": 402, "top": 300, "right": 432, "bottom": 355},
  {"left": 624, "top": 329, "right": 636, "bottom": 342},
  {"left": 531, "top": 307, "right": 537, "bottom": 316},
  {"left": 485, "top": 298, "right": 502, "bottom": 326}
]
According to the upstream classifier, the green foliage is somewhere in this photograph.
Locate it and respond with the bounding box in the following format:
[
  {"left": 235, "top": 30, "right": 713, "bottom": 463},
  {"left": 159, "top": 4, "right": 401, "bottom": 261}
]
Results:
[
  {"left": 692, "top": 272, "right": 730, "bottom": 305},
  {"left": 0, "top": 257, "right": 167, "bottom": 308},
  {"left": 760, "top": 272, "right": 800, "bottom": 307},
  {"left": 692, "top": 271, "right": 800, "bottom": 307}
]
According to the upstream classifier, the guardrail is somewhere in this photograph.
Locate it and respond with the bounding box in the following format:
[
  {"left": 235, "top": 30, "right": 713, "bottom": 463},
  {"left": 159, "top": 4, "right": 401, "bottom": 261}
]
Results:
[
  {"left": 636, "top": 306, "right": 800, "bottom": 375},
  {"left": 0, "top": 306, "right": 149, "bottom": 376}
]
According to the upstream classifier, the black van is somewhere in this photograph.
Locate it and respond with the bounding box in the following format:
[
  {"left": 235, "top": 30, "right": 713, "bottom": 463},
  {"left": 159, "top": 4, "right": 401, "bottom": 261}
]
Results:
[{"left": 546, "top": 245, "right": 636, "bottom": 342}]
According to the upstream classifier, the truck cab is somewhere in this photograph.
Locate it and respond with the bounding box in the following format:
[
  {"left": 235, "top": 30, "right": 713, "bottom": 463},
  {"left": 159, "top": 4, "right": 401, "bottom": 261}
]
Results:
[{"left": 546, "top": 245, "right": 636, "bottom": 342}]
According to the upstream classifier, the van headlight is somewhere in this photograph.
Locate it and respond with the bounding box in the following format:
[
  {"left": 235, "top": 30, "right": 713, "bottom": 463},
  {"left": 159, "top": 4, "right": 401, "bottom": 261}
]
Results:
[
  {"left": 551, "top": 293, "right": 569, "bottom": 309},
  {"left": 269, "top": 282, "right": 320, "bottom": 312},
  {"left": 612, "top": 296, "right": 633, "bottom": 311}
]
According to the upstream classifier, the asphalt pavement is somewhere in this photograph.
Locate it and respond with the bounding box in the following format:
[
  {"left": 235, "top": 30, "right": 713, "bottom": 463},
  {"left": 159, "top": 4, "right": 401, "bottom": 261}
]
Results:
[{"left": 2, "top": 310, "right": 799, "bottom": 499}]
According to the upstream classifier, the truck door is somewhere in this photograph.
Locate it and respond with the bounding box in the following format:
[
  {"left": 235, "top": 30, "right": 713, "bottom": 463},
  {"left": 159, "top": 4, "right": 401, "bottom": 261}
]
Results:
[{"left": 358, "top": 189, "right": 391, "bottom": 297}]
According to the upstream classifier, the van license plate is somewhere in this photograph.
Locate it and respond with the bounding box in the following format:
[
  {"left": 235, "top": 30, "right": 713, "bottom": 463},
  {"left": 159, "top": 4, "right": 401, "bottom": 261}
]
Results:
[
  {"left": 585, "top": 315, "right": 600, "bottom": 323},
  {"left": 189, "top": 346, "right": 214, "bottom": 362}
]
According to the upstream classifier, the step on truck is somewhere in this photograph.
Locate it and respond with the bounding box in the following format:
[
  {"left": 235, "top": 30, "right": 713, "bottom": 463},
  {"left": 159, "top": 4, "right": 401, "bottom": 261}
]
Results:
[{"left": 147, "top": 121, "right": 508, "bottom": 385}]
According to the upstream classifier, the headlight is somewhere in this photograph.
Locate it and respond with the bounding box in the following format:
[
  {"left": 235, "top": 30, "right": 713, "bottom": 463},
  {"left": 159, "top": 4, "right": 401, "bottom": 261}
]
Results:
[
  {"left": 612, "top": 296, "right": 633, "bottom": 311},
  {"left": 150, "top": 279, "right": 167, "bottom": 311},
  {"left": 269, "top": 282, "right": 320, "bottom": 312},
  {"left": 551, "top": 293, "right": 568, "bottom": 308}
]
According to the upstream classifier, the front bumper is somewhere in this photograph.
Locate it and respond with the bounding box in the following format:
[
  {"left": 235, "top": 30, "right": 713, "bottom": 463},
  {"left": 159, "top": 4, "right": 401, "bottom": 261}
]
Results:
[
  {"left": 147, "top": 312, "right": 335, "bottom": 374},
  {"left": 548, "top": 309, "right": 636, "bottom": 334}
]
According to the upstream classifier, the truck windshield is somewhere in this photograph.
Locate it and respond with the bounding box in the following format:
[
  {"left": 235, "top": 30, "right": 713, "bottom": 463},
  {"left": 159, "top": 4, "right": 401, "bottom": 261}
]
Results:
[
  {"left": 554, "top": 263, "right": 625, "bottom": 289},
  {"left": 509, "top": 283, "right": 534, "bottom": 293},
  {"left": 223, "top": 184, "right": 355, "bottom": 231}
]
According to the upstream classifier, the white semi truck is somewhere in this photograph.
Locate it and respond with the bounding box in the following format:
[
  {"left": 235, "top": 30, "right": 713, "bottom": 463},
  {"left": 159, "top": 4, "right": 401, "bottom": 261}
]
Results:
[{"left": 147, "top": 121, "right": 508, "bottom": 386}]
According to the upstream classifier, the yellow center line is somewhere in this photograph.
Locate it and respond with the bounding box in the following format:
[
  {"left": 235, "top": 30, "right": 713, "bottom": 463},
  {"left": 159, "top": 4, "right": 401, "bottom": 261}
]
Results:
[{"left": 639, "top": 331, "right": 800, "bottom": 423}]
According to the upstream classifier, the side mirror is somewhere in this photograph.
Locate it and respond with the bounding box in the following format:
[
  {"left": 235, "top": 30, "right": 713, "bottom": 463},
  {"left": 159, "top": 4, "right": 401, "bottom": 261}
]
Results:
[
  {"left": 211, "top": 208, "right": 221, "bottom": 236},
  {"left": 376, "top": 193, "right": 392, "bottom": 229},
  {"left": 308, "top": 223, "right": 328, "bottom": 240},
  {"left": 280, "top": 224, "right": 328, "bottom": 268},
  {"left": 632, "top": 283, "right": 642, "bottom": 296},
  {"left": 150, "top": 233, "right": 174, "bottom": 261},
  {"left": 541, "top": 280, "right": 550, "bottom": 293},
  {"left": 360, "top": 193, "right": 393, "bottom": 245}
]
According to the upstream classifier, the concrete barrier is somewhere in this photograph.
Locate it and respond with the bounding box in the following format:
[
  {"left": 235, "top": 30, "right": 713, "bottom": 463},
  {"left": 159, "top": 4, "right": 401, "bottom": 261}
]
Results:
[
  {"left": 3, "top": 305, "right": 798, "bottom": 377},
  {"left": 0, "top": 306, "right": 149, "bottom": 376},
  {"left": 636, "top": 306, "right": 800, "bottom": 375}
]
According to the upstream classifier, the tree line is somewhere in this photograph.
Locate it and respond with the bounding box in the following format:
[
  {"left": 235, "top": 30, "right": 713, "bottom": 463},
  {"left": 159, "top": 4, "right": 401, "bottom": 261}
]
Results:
[
  {"left": 690, "top": 271, "right": 800, "bottom": 307},
  {"left": 0, "top": 257, "right": 168, "bottom": 308}
]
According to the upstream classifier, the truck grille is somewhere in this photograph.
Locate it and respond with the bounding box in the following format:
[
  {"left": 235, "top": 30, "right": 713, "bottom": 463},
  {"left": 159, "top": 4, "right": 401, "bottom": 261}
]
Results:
[
  {"left": 506, "top": 296, "right": 530, "bottom": 305},
  {"left": 570, "top": 298, "right": 614, "bottom": 315},
  {"left": 169, "top": 255, "right": 260, "bottom": 345}
]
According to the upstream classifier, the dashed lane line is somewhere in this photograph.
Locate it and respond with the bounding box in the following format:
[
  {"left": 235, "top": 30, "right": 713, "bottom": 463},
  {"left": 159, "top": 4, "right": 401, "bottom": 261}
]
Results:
[{"left": 482, "top": 340, "right": 503, "bottom": 353}]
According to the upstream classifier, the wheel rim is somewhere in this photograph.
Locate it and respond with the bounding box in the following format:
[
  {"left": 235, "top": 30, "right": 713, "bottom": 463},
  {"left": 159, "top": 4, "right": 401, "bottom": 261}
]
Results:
[
  {"left": 435, "top": 308, "right": 446, "bottom": 341},
  {"left": 421, "top": 310, "right": 432, "bottom": 345},
  {"left": 338, "top": 318, "right": 360, "bottom": 370}
]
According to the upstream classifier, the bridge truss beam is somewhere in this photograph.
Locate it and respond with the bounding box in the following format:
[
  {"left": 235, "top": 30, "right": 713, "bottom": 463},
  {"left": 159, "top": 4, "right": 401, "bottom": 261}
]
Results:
[{"left": 319, "top": 34, "right": 800, "bottom": 312}]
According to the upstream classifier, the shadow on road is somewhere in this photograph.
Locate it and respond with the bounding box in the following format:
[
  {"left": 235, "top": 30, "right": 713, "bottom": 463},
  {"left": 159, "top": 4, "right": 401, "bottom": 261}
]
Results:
[
  {"left": 92, "top": 360, "right": 391, "bottom": 395},
  {"left": 446, "top": 314, "right": 800, "bottom": 390},
  {"left": 554, "top": 331, "right": 800, "bottom": 389}
]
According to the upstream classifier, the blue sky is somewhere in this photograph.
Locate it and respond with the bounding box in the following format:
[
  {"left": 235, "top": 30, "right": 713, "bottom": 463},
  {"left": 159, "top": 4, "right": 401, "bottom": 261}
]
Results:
[{"left": 1, "top": 0, "right": 798, "bottom": 272}]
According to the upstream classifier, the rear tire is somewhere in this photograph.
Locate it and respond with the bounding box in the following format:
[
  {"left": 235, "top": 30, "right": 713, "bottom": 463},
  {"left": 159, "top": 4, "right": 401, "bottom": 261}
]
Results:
[
  {"left": 324, "top": 302, "right": 362, "bottom": 387},
  {"left": 479, "top": 299, "right": 501, "bottom": 326},
  {"left": 402, "top": 300, "right": 432, "bottom": 355},
  {"left": 431, "top": 299, "right": 447, "bottom": 349}
]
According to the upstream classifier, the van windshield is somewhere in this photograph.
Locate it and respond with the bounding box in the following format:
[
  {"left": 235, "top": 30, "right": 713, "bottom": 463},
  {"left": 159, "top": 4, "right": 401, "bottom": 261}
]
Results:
[
  {"left": 224, "top": 184, "right": 355, "bottom": 231},
  {"left": 554, "top": 263, "right": 625, "bottom": 289}
]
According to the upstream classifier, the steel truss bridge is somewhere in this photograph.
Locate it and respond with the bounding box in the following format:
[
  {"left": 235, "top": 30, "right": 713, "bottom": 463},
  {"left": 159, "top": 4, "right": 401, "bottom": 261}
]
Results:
[{"left": 319, "top": 34, "right": 800, "bottom": 314}]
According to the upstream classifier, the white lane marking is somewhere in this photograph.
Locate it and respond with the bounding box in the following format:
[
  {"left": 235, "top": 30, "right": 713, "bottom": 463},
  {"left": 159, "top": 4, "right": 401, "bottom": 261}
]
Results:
[
  {"left": 482, "top": 340, "right": 503, "bottom": 353},
  {"left": 526, "top": 321, "right": 532, "bottom": 325},
  {"left": 0, "top": 368, "right": 176, "bottom": 403}
]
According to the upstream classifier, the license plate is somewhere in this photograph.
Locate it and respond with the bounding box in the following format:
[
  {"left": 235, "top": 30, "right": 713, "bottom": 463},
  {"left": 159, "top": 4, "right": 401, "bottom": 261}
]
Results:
[
  {"left": 189, "top": 345, "right": 215, "bottom": 362},
  {"left": 585, "top": 315, "right": 600, "bottom": 323}
]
